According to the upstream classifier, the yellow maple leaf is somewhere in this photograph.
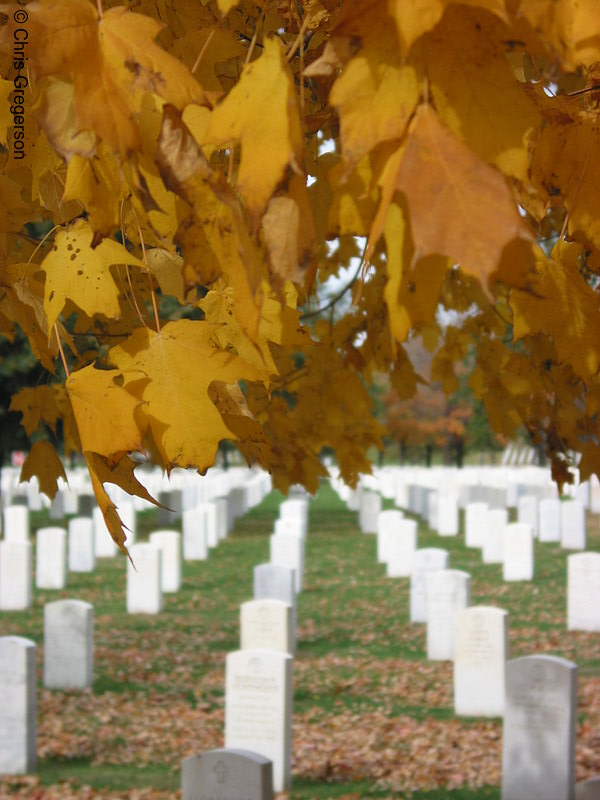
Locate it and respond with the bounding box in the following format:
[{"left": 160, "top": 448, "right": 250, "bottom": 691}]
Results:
[
  {"left": 62, "top": 144, "right": 126, "bottom": 236},
  {"left": 532, "top": 118, "right": 600, "bottom": 252},
  {"left": 384, "top": 104, "right": 532, "bottom": 295},
  {"left": 41, "top": 219, "right": 146, "bottom": 330},
  {"left": 383, "top": 201, "right": 450, "bottom": 344},
  {"left": 262, "top": 174, "right": 317, "bottom": 284},
  {"left": 510, "top": 243, "right": 600, "bottom": 381},
  {"left": 202, "top": 37, "right": 303, "bottom": 215},
  {"left": 9, "top": 385, "right": 60, "bottom": 435},
  {"left": 8, "top": 0, "right": 206, "bottom": 157},
  {"left": 66, "top": 366, "right": 145, "bottom": 459},
  {"left": 330, "top": 8, "right": 420, "bottom": 164},
  {"left": 19, "top": 441, "right": 67, "bottom": 501},
  {"left": 425, "top": 5, "right": 540, "bottom": 182},
  {"left": 108, "top": 320, "right": 263, "bottom": 471}
]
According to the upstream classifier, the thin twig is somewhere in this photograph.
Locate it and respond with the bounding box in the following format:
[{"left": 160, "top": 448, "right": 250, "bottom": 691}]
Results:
[
  {"left": 131, "top": 207, "right": 160, "bottom": 334},
  {"left": 54, "top": 325, "right": 70, "bottom": 378},
  {"left": 119, "top": 200, "right": 147, "bottom": 328},
  {"left": 300, "top": 257, "right": 363, "bottom": 321},
  {"left": 96, "top": 0, "right": 103, "bottom": 19},
  {"left": 26, "top": 224, "right": 60, "bottom": 263},
  {"left": 191, "top": 28, "right": 216, "bottom": 75}
]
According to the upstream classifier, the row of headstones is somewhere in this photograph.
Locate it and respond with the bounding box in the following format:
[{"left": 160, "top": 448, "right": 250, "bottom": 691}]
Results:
[
  {"left": 0, "top": 473, "right": 275, "bottom": 775},
  {"left": 372, "top": 503, "right": 600, "bottom": 632},
  {"left": 0, "top": 473, "right": 274, "bottom": 611},
  {"left": 0, "top": 464, "right": 269, "bottom": 514},
  {"left": 335, "top": 481, "right": 600, "bottom": 800},
  {"left": 350, "top": 480, "right": 600, "bottom": 632},
  {"left": 220, "top": 493, "right": 310, "bottom": 794}
]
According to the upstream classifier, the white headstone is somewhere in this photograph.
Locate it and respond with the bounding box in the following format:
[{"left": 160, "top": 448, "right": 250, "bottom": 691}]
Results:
[
  {"left": 410, "top": 548, "right": 450, "bottom": 623},
  {"left": 503, "top": 523, "right": 534, "bottom": 582},
  {"left": 68, "top": 517, "right": 95, "bottom": 573},
  {"left": 269, "top": 533, "right": 304, "bottom": 593},
  {"left": 225, "top": 649, "right": 293, "bottom": 793},
  {"left": 279, "top": 499, "right": 308, "bottom": 536},
  {"left": 274, "top": 517, "right": 305, "bottom": 539},
  {"left": 127, "top": 543, "right": 162, "bottom": 614},
  {"left": 182, "top": 507, "right": 209, "bottom": 560},
  {"left": 539, "top": 498, "right": 562, "bottom": 543},
  {"left": 567, "top": 552, "right": 600, "bottom": 631},
  {"left": 93, "top": 507, "right": 117, "bottom": 557},
  {"left": 465, "top": 502, "right": 488, "bottom": 548},
  {"left": 44, "top": 599, "right": 93, "bottom": 689},
  {"left": 0, "top": 541, "right": 32, "bottom": 610},
  {"left": 36, "top": 527, "right": 67, "bottom": 590},
  {"left": 376, "top": 510, "right": 404, "bottom": 563},
  {"left": 215, "top": 497, "right": 229, "bottom": 540},
  {"left": 386, "top": 519, "right": 418, "bottom": 578},
  {"left": 253, "top": 563, "right": 296, "bottom": 653},
  {"left": 561, "top": 501, "right": 586, "bottom": 550},
  {"left": 2, "top": 505, "right": 29, "bottom": 542},
  {"left": 438, "top": 492, "right": 459, "bottom": 536},
  {"left": 518, "top": 494, "right": 539, "bottom": 538},
  {"left": 425, "top": 569, "right": 471, "bottom": 660},
  {"left": 149, "top": 530, "right": 182, "bottom": 593},
  {"left": 240, "top": 599, "right": 293, "bottom": 654},
  {"left": 482, "top": 508, "right": 508, "bottom": 564},
  {"left": 454, "top": 606, "right": 508, "bottom": 717},
  {"left": 502, "top": 655, "right": 577, "bottom": 800},
  {"left": 0, "top": 636, "right": 36, "bottom": 773},
  {"left": 359, "top": 491, "right": 381, "bottom": 534}
]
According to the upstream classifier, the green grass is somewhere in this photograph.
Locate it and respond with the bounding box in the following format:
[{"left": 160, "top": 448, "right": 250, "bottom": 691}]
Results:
[{"left": 0, "top": 480, "right": 598, "bottom": 798}]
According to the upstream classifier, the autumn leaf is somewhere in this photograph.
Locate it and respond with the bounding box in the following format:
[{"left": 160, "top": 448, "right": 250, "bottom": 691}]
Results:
[
  {"left": 5, "top": 0, "right": 207, "bottom": 156},
  {"left": 9, "top": 385, "right": 60, "bottom": 435},
  {"left": 66, "top": 366, "right": 145, "bottom": 459},
  {"left": 425, "top": 5, "right": 540, "bottom": 182},
  {"left": 330, "top": 7, "right": 419, "bottom": 165},
  {"left": 510, "top": 243, "right": 600, "bottom": 381},
  {"left": 108, "top": 320, "right": 263, "bottom": 471},
  {"left": 381, "top": 104, "right": 533, "bottom": 295},
  {"left": 384, "top": 201, "right": 450, "bottom": 344},
  {"left": 202, "top": 37, "right": 303, "bottom": 215},
  {"left": 41, "top": 219, "right": 146, "bottom": 330},
  {"left": 19, "top": 441, "right": 67, "bottom": 501}
]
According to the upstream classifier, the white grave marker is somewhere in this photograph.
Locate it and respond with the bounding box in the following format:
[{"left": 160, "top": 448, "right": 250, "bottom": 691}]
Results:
[
  {"left": 561, "top": 501, "right": 586, "bottom": 550},
  {"left": 502, "top": 655, "right": 577, "bottom": 800},
  {"left": 149, "top": 530, "right": 182, "bottom": 593},
  {"left": 0, "top": 637, "right": 36, "bottom": 773},
  {"left": 567, "top": 552, "right": 600, "bottom": 631},
  {"left": 503, "top": 523, "right": 534, "bottom": 582},
  {"left": 454, "top": 606, "right": 508, "bottom": 717},
  {"left": 240, "top": 599, "right": 293, "bottom": 654},
  {"left": 426, "top": 569, "right": 471, "bottom": 660},
  {"left": 36, "top": 527, "right": 67, "bottom": 590},
  {"left": 225, "top": 649, "right": 293, "bottom": 793},
  {"left": 44, "top": 599, "right": 93, "bottom": 689},
  {"left": 0, "top": 541, "right": 32, "bottom": 610},
  {"left": 127, "top": 543, "right": 162, "bottom": 614},
  {"left": 410, "top": 548, "right": 449, "bottom": 623}
]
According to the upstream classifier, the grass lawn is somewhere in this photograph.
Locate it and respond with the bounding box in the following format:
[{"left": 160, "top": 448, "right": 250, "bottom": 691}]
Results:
[{"left": 0, "top": 480, "right": 599, "bottom": 798}]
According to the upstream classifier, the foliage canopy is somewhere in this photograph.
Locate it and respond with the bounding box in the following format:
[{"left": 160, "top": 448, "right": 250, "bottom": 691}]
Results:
[{"left": 1, "top": 0, "right": 600, "bottom": 549}]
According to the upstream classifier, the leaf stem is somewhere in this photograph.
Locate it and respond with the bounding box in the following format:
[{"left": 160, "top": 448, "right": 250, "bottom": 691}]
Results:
[
  {"left": 54, "top": 325, "right": 70, "bottom": 378},
  {"left": 132, "top": 207, "right": 161, "bottom": 334},
  {"left": 119, "top": 200, "right": 148, "bottom": 329},
  {"left": 191, "top": 28, "right": 216, "bottom": 75}
]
